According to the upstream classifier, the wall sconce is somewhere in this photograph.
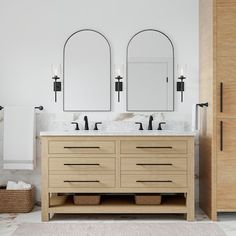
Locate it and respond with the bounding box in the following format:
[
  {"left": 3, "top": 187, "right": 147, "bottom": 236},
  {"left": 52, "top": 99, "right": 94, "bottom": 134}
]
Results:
[
  {"left": 177, "top": 65, "right": 187, "bottom": 103},
  {"left": 115, "top": 67, "right": 123, "bottom": 103},
  {"left": 52, "top": 65, "right": 61, "bottom": 103}
]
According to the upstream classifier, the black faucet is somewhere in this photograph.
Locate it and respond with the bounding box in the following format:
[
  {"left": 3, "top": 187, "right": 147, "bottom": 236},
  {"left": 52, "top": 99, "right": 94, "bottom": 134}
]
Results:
[
  {"left": 148, "top": 115, "right": 154, "bottom": 130},
  {"left": 71, "top": 122, "right": 79, "bottom": 130},
  {"left": 84, "top": 116, "right": 89, "bottom": 130}
]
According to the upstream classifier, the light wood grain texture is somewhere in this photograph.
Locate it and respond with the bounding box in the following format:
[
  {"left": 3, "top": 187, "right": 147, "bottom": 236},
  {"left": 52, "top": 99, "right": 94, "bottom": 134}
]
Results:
[
  {"left": 49, "top": 140, "right": 115, "bottom": 154},
  {"left": 49, "top": 174, "right": 115, "bottom": 188},
  {"left": 48, "top": 195, "right": 187, "bottom": 214},
  {"left": 41, "top": 138, "right": 50, "bottom": 222},
  {"left": 121, "top": 174, "right": 187, "bottom": 188},
  {"left": 217, "top": 158, "right": 236, "bottom": 210},
  {"left": 120, "top": 140, "right": 187, "bottom": 154},
  {"left": 49, "top": 157, "right": 115, "bottom": 171},
  {"left": 41, "top": 136, "right": 194, "bottom": 221},
  {"left": 199, "top": 0, "right": 217, "bottom": 221},
  {"left": 217, "top": 57, "right": 236, "bottom": 117},
  {"left": 121, "top": 157, "right": 187, "bottom": 172},
  {"left": 216, "top": 5, "right": 236, "bottom": 57}
]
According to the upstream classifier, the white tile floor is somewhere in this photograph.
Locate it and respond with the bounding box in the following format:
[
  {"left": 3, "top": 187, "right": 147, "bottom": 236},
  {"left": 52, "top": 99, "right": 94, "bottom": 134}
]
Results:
[{"left": 1, "top": 206, "right": 236, "bottom": 236}]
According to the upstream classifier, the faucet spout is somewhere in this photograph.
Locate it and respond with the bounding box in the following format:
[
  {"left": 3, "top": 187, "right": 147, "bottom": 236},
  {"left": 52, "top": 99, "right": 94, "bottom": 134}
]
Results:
[
  {"left": 84, "top": 116, "right": 89, "bottom": 130},
  {"left": 148, "top": 115, "right": 154, "bottom": 130}
]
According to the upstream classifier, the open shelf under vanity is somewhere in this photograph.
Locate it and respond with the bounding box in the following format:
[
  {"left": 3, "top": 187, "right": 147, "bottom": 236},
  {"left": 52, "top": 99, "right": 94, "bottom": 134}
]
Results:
[{"left": 49, "top": 194, "right": 187, "bottom": 214}]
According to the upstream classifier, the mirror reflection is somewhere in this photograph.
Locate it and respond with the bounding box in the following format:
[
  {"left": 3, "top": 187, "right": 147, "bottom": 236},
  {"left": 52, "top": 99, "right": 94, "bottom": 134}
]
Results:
[{"left": 126, "top": 29, "right": 174, "bottom": 111}]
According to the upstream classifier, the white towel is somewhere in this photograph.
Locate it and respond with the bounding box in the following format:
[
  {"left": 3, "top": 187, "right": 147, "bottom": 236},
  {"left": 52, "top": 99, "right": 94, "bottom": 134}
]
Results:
[
  {"left": 6, "top": 181, "right": 31, "bottom": 190},
  {"left": 191, "top": 104, "right": 199, "bottom": 131},
  {"left": 3, "top": 106, "right": 36, "bottom": 170}
]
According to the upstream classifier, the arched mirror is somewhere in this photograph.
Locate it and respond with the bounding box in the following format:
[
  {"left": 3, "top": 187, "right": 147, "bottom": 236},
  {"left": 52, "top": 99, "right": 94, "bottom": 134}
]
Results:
[
  {"left": 126, "top": 29, "right": 174, "bottom": 111},
  {"left": 63, "top": 29, "right": 111, "bottom": 111}
]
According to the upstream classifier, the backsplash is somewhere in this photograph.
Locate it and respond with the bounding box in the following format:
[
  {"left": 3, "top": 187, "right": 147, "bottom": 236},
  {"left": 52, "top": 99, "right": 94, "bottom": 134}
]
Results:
[{"left": 0, "top": 112, "right": 197, "bottom": 203}]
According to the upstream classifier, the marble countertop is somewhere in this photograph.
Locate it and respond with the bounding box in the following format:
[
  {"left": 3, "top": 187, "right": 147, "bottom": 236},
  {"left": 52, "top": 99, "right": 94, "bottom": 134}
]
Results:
[{"left": 40, "top": 130, "right": 196, "bottom": 137}]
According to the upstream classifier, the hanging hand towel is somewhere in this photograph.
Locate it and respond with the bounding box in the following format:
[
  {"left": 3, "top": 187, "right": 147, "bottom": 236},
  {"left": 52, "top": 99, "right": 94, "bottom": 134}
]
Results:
[
  {"left": 3, "top": 106, "right": 36, "bottom": 170},
  {"left": 191, "top": 104, "right": 199, "bottom": 131}
]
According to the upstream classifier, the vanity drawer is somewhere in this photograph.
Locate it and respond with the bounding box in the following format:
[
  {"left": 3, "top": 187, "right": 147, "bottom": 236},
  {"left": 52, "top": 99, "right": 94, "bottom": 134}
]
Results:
[
  {"left": 121, "top": 174, "right": 187, "bottom": 188},
  {"left": 120, "top": 140, "right": 187, "bottom": 154},
  {"left": 121, "top": 157, "right": 187, "bottom": 172},
  {"left": 49, "top": 158, "right": 115, "bottom": 171},
  {"left": 49, "top": 175, "right": 115, "bottom": 188},
  {"left": 49, "top": 141, "right": 115, "bottom": 154}
]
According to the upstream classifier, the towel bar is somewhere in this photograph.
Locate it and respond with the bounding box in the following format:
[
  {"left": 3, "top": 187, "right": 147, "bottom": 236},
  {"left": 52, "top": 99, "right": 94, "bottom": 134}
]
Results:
[{"left": 0, "top": 106, "right": 44, "bottom": 111}]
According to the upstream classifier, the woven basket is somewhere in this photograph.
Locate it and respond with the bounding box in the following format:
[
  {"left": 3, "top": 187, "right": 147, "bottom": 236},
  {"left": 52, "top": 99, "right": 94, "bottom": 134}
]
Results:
[
  {"left": 135, "top": 194, "right": 162, "bottom": 205},
  {"left": 0, "top": 185, "right": 35, "bottom": 213},
  {"left": 73, "top": 194, "right": 101, "bottom": 205}
]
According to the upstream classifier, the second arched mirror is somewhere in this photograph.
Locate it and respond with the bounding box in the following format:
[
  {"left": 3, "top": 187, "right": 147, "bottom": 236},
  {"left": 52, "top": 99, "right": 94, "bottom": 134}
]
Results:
[{"left": 126, "top": 29, "right": 174, "bottom": 111}]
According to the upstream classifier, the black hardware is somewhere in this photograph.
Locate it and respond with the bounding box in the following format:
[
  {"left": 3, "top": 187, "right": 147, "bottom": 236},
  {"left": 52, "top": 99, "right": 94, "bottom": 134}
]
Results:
[
  {"left": 63, "top": 29, "right": 112, "bottom": 112},
  {"left": 157, "top": 122, "right": 166, "bottom": 130},
  {"left": 136, "top": 180, "right": 172, "bottom": 183},
  {"left": 197, "top": 102, "right": 208, "bottom": 108},
  {"left": 64, "top": 146, "right": 100, "bottom": 149},
  {"left": 71, "top": 122, "right": 79, "bottom": 130},
  {"left": 52, "top": 75, "right": 61, "bottom": 103},
  {"left": 34, "top": 106, "right": 44, "bottom": 111},
  {"left": 64, "top": 180, "right": 100, "bottom": 183},
  {"left": 136, "top": 163, "right": 172, "bottom": 166},
  {"left": 126, "top": 29, "right": 175, "bottom": 112},
  {"left": 64, "top": 163, "right": 100, "bottom": 166},
  {"left": 220, "top": 121, "right": 223, "bottom": 151},
  {"left": 148, "top": 115, "right": 154, "bottom": 130},
  {"left": 177, "top": 75, "right": 186, "bottom": 103},
  {"left": 135, "top": 122, "right": 144, "bottom": 130},
  {"left": 220, "top": 82, "right": 223, "bottom": 113},
  {"left": 94, "top": 122, "right": 102, "bottom": 130},
  {"left": 115, "top": 75, "right": 123, "bottom": 103},
  {"left": 0, "top": 106, "right": 44, "bottom": 111},
  {"left": 84, "top": 116, "right": 89, "bottom": 130},
  {"left": 136, "top": 146, "right": 173, "bottom": 149}
]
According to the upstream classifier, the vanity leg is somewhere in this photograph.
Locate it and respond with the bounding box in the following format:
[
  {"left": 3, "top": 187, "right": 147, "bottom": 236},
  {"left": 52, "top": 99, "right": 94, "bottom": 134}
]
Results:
[
  {"left": 186, "top": 192, "right": 195, "bottom": 221},
  {"left": 41, "top": 192, "right": 50, "bottom": 222}
]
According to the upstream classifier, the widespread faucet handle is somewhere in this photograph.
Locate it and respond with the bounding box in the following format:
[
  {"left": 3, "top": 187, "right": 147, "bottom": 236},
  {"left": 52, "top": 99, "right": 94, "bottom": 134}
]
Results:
[
  {"left": 94, "top": 122, "right": 102, "bottom": 130},
  {"left": 157, "top": 122, "right": 166, "bottom": 130},
  {"left": 135, "top": 122, "right": 144, "bottom": 130},
  {"left": 71, "top": 122, "right": 79, "bottom": 130}
]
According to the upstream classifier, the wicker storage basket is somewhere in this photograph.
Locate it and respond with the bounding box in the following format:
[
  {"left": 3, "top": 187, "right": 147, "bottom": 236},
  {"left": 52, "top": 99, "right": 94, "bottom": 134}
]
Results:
[
  {"left": 0, "top": 185, "right": 35, "bottom": 213},
  {"left": 135, "top": 194, "right": 162, "bottom": 205},
  {"left": 73, "top": 194, "right": 101, "bottom": 205}
]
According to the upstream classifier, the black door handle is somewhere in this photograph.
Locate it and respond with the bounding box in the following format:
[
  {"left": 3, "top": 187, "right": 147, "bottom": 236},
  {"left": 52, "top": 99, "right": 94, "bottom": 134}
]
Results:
[{"left": 220, "top": 121, "right": 223, "bottom": 151}]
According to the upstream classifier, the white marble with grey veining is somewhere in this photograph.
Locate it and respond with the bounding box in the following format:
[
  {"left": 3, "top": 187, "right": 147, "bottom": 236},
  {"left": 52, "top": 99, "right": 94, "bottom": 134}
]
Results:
[{"left": 40, "top": 130, "right": 196, "bottom": 137}]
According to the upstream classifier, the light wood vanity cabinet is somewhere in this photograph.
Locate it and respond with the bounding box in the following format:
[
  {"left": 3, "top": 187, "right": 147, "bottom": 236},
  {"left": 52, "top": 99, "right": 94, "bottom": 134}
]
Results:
[
  {"left": 41, "top": 135, "right": 194, "bottom": 221},
  {"left": 200, "top": 0, "right": 236, "bottom": 220}
]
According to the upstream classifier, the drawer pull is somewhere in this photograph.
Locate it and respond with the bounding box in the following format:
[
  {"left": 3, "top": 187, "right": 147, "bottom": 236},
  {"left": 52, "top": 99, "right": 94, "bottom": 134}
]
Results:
[
  {"left": 64, "top": 146, "right": 100, "bottom": 149},
  {"left": 136, "top": 163, "right": 172, "bottom": 166},
  {"left": 136, "top": 146, "right": 173, "bottom": 149},
  {"left": 63, "top": 180, "right": 100, "bottom": 183},
  {"left": 136, "top": 180, "right": 172, "bottom": 183},
  {"left": 64, "top": 163, "right": 100, "bottom": 166}
]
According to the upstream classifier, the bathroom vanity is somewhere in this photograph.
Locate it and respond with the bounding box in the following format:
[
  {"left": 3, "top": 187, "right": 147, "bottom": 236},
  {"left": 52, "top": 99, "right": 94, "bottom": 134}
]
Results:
[{"left": 41, "top": 131, "right": 195, "bottom": 221}]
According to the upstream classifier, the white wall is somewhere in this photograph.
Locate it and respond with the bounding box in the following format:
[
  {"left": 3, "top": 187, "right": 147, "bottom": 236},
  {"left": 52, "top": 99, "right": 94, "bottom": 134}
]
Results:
[{"left": 0, "top": 0, "right": 199, "bottom": 201}]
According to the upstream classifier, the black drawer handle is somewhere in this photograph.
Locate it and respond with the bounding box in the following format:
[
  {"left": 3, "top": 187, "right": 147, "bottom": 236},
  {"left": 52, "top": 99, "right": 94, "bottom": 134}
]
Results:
[
  {"left": 136, "top": 146, "right": 173, "bottom": 149},
  {"left": 136, "top": 180, "right": 172, "bottom": 183},
  {"left": 64, "top": 180, "right": 100, "bottom": 183},
  {"left": 64, "top": 146, "right": 100, "bottom": 149},
  {"left": 64, "top": 163, "right": 100, "bottom": 166},
  {"left": 136, "top": 163, "right": 173, "bottom": 166}
]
